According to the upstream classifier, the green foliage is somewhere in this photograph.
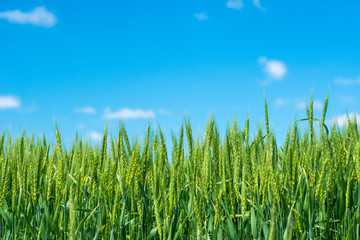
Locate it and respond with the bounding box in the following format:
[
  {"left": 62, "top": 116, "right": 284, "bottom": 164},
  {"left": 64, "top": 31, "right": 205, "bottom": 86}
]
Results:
[{"left": 0, "top": 97, "right": 360, "bottom": 239}]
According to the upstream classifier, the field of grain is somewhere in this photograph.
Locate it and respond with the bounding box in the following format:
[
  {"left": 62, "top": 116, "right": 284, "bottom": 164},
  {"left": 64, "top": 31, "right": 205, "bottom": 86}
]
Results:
[{"left": 0, "top": 97, "right": 360, "bottom": 239}]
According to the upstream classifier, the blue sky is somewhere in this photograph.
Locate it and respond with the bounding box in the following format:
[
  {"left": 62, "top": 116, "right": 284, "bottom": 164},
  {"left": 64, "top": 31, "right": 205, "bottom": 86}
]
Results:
[{"left": 1, "top": 0, "right": 360, "bottom": 145}]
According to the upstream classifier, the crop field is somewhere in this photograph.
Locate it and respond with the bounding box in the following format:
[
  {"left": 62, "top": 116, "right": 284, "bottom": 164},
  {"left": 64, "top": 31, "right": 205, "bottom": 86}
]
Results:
[{"left": 1, "top": 97, "right": 360, "bottom": 239}]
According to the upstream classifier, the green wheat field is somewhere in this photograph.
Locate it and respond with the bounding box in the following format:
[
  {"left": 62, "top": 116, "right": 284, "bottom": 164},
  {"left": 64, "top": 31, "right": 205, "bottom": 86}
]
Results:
[{"left": 1, "top": 97, "right": 360, "bottom": 239}]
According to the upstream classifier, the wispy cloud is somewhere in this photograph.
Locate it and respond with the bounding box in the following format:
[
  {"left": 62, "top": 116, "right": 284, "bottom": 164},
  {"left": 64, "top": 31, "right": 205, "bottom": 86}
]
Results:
[
  {"left": 0, "top": 6, "right": 57, "bottom": 27},
  {"left": 258, "top": 56, "right": 287, "bottom": 84},
  {"left": 158, "top": 109, "right": 171, "bottom": 115},
  {"left": 253, "top": 0, "right": 266, "bottom": 11},
  {"left": 74, "top": 107, "right": 96, "bottom": 114},
  {"left": 77, "top": 123, "right": 86, "bottom": 130},
  {"left": 296, "top": 99, "right": 323, "bottom": 111},
  {"left": 334, "top": 77, "right": 360, "bottom": 86},
  {"left": 194, "top": 12, "right": 208, "bottom": 21},
  {"left": 0, "top": 95, "right": 21, "bottom": 109},
  {"left": 275, "top": 98, "right": 325, "bottom": 111},
  {"left": 226, "top": 0, "right": 244, "bottom": 10},
  {"left": 88, "top": 131, "right": 103, "bottom": 141},
  {"left": 339, "top": 95, "right": 355, "bottom": 104},
  {"left": 327, "top": 112, "right": 360, "bottom": 127},
  {"left": 104, "top": 108, "right": 155, "bottom": 120},
  {"left": 274, "top": 98, "right": 289, "bottom": 106}
]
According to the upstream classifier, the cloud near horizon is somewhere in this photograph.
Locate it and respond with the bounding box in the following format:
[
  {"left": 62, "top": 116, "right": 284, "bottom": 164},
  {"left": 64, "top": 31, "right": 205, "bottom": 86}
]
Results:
[
  {"left": 0, "top": 95, "right": 21, "bottom": 109},
  {"left": 274, "top": 98, "right": 289, "bottom": 106},
  {"left": 158, "top": 109, "right": 171, "bottom": 115},
  {"left": 88, "top": 131, "right": 103, "bottom": 141},
  {"left": 0, "top": 6, "right": 57, "bottom": 27},
  {"left": 296, "top": 99, "right": 323, "bottom": 111},
  {"left": 74, "top": 107, "right": 96, "bottom": 114},
  {"left": 327, "top": 112, "right": 360, "bottom": 127},
  {"left": 104, "top": 108, "right": 155, "bottom": 120},
  {"left": 334, "top": 76, "right": 360, "bottom": 86},
  {"left": 274, "top": 98, "right": 324, "bottom": 111},
  {"left": 339, "top": 95, "right": 355, "bottom": 104}
]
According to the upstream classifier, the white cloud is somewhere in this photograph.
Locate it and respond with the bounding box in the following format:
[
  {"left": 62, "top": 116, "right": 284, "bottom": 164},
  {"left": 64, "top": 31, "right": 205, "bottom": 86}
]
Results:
[
  {"left": 88, "top": 131, "right": 103, "bottom": 141},
  {"left": 226, "top": 0, "right": 244, "bottom": 10},
  {"left": 104, "top": 108, "right": 155, "bottom": 120},
  {"left": 194, "top": 12, "right": 208, "bottom": 21},
  {"left": 0, "top": 95, "right": 21, "bottom": 109},
  {"left": 274, "top": 98, "right": 289, "bottom": 106},
  {"left": 296, "top": 100, "right": 323, "bottom": 111},
  {"left": 74, "top": 107, "right": 96, "bottom": 114},
  {"left": 262, "top": 58, "right": 287, "bottom": 79},
  {"left": 258, "top": 56, "right": 287, "bottom": 84},
  {"left": 253, "top": 0, "right": 266, "bottom": 11},
  {"left": 0, "top": 6, "right": 57, "bottom": 27},
  {"left": 334, "top": 77, "right": 360, "bottom": 86},
  {"left": 327, "top": 112, "right": 360, "bottom": 127}
]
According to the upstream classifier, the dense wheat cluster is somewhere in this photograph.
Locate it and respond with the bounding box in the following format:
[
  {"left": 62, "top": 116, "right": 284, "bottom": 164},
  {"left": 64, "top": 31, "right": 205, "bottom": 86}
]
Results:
[{"left": 1, "top": 97, "right": 360, "bottom": 239}]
